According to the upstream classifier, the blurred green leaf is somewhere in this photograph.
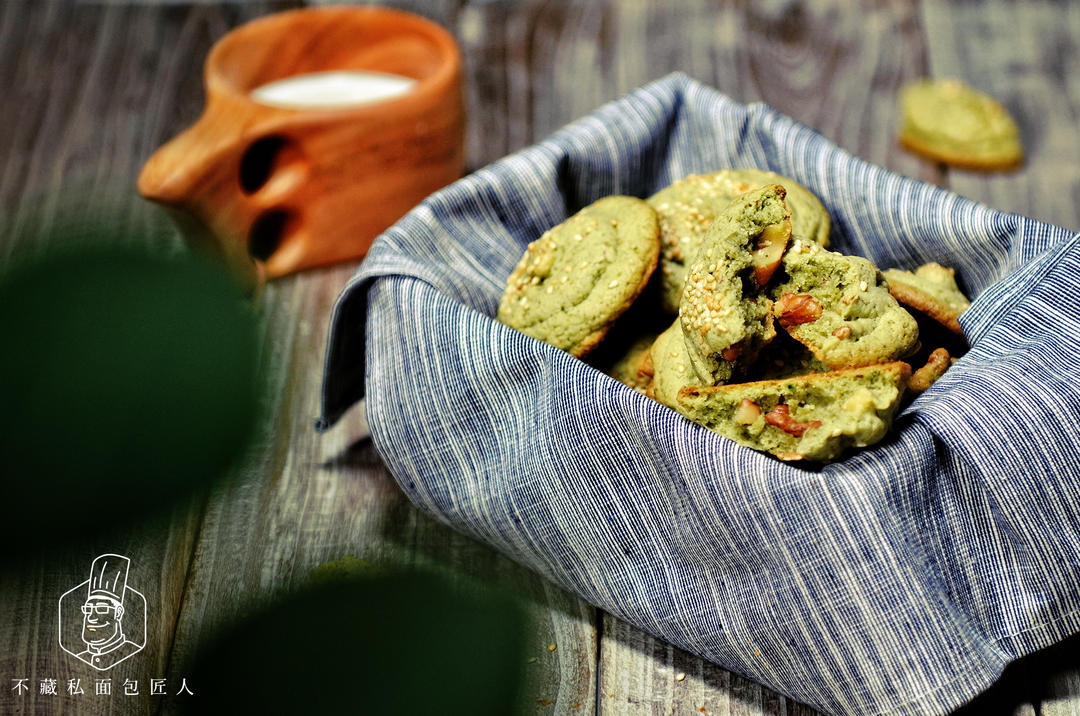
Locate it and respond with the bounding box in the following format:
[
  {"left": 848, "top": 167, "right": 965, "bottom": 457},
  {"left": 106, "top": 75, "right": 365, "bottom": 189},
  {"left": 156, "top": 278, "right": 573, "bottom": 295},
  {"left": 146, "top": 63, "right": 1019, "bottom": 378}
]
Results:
[
  {"left": 0, "top": 244, "right": 259, "bottom": 556},
  {"left": 183, "top": 569, "right": 526, "bottom": 715}
]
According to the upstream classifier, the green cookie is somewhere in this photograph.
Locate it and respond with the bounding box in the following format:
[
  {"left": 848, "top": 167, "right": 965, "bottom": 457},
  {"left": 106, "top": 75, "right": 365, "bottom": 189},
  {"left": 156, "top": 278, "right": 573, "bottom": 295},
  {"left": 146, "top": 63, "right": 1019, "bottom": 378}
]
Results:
[
  {"left": 497, "top": 196, "right": 660, "bottom": 357},
  {"left": 883, "top": 262, "right": 970, "bottom": 335},
  {"left": 771, "top": 242, "right": 919, "bottom": 369},
  {"left": 679, "top": 185, "right": 791, "bottom": 385},
  {"left": 647, "top": 319, "right": 700, "bottom": 412},
  {"left": 677, "top": 362, "right": 911, "bottom": 462},
  {"left": 725, "top": 169, "right": 830, "bottom": 248},
  {"left": 649, "top": 169, "right": 830, "bottom": 313}
]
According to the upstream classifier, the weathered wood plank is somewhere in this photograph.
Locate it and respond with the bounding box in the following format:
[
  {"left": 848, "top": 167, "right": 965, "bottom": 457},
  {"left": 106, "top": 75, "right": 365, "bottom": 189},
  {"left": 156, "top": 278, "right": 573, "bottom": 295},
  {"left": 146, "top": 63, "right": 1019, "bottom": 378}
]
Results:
[
  {"left": 0, "top": 4, "right": 291, "bottom": 716},
  {"left": 598, "top": 612, "right": 821, "bottom": 716}
]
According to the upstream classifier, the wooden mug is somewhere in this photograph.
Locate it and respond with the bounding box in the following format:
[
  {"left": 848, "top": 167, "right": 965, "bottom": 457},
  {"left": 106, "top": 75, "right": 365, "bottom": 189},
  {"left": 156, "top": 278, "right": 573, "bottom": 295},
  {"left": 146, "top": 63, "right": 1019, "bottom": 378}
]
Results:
[{"left": 137, "top": 6, "right": 464, "bottom": 284}]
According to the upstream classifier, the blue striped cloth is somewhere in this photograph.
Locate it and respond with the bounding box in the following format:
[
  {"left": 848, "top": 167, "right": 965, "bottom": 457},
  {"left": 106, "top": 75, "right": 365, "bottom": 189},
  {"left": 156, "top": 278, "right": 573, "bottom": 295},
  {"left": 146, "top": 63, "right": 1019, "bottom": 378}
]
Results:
[{"left": 318, "top": 74, "right": 1080, "bottom": 715}]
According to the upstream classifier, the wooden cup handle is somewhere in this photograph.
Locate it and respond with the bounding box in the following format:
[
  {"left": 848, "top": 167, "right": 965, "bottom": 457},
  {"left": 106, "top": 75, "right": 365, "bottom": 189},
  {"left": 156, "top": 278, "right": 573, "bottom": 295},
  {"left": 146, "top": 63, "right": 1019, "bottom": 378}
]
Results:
[
  {"left": 138, "top": 98, "right": 278, "bottom": 288},
  {"left": 137, "top": 98, "right": 258, "bottom": 206}
]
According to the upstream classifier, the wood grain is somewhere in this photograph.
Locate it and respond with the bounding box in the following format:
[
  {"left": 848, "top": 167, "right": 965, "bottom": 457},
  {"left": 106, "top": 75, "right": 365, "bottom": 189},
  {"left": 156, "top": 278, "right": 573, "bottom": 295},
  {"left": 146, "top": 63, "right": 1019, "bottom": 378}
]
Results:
[
  {"left": 1, "top": 3, "right": 1079, "bottom": 716},
  {"left": 0, "top": 4, "right": 292, "bottom": 716}
]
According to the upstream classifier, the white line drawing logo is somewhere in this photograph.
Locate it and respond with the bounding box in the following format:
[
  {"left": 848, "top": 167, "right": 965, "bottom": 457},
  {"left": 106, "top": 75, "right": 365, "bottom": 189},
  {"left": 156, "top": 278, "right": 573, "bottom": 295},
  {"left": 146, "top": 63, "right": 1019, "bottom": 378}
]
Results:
[{"left": 58, "top": 554, "right": 146, "bottom": 671}]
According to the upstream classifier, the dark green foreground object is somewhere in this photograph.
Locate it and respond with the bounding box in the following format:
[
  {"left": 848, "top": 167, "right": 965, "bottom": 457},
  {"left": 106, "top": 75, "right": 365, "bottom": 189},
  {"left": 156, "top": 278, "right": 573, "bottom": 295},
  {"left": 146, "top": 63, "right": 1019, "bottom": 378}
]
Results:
[
  {"left": 183, "top": 569, "right": 526, "bottom": 715},
  {"left": 0, "top": 246, "right": 259, "bottom": 554}
]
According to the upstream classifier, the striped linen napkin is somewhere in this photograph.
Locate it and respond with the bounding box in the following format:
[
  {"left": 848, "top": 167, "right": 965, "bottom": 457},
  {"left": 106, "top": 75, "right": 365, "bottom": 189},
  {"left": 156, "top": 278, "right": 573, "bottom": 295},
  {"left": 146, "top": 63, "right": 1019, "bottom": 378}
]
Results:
[{"left": 318, "top": 73, "right": 1080, "bottom": 715}]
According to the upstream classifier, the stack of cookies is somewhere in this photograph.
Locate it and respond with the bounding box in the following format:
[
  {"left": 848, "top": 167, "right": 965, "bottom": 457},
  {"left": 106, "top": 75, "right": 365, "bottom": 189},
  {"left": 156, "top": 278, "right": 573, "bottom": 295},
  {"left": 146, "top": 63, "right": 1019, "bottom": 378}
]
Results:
[{"left": 497, "top": 170, "right": 970, "bottom": 462}]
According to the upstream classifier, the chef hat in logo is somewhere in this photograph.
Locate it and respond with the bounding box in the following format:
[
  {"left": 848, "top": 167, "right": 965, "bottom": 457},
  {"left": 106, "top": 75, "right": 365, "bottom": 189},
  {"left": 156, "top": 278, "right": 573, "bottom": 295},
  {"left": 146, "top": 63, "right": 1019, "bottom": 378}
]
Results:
[{"left": 87, "top": 554, "right": 129, "bottom": 605}]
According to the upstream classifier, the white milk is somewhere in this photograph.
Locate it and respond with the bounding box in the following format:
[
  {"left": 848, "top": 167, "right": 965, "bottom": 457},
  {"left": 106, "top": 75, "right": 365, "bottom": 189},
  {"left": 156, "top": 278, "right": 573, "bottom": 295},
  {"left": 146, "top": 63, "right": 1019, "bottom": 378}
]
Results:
[{"left": 250, "top": 70, "right": 417, "bottom": 109}]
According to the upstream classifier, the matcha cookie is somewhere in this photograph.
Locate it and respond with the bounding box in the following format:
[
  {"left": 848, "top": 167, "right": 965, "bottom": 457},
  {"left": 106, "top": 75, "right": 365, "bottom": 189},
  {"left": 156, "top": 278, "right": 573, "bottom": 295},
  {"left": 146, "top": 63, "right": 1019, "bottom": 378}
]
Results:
[
  {"left": 679, "top": 185, "right": 791, "bottom": 385},
  {"left": 725, "top": 169, "right": 830, "bottom": 248},
  {"left": 771, "top": 241, "right": 919, "bottom": 369},
  {"left": 646, "top": 319, "right": 699, "bottom": 412},
  {"left": 677, "top": 362, "right": 911, "bottom": 462},
  {"left": 899, "top": 78, "right": 1023, "bottom": 170},
  {"left": 497, "top": 196, "right": 660, "bottom": 357},
  {"left": 883, "top": 262, "right": 970, "bottom": 335},
  {"left": 649, "top": 170, "right": 830, "bottom": 313}
]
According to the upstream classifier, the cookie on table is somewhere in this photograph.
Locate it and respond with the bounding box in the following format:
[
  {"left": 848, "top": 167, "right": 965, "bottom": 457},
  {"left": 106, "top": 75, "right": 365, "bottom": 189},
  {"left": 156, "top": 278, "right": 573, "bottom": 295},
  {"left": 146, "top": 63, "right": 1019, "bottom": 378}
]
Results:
[
  {"left": 770, "top": 242, "right": 919, "bottom": 369},
  {"left": 497, "top": 196, "right": 660, "bottom": 358},
  {"left": 899, "top": 78, "right": 1023, "bottom": 170},
  {"left": 882, "top": 262, "right": 970, "bottom": 335},
  {"left": 646, "top": 319, "right": 698, "bottom": 412},
  {"left": 679, "top": 185, "right": 791, "bottom": 385},
  {"left": 677, "top": 362, "right": 911, "bottom": 462},
  {"left": 648, "top": 170, "right": 830, "bottom": 313}
]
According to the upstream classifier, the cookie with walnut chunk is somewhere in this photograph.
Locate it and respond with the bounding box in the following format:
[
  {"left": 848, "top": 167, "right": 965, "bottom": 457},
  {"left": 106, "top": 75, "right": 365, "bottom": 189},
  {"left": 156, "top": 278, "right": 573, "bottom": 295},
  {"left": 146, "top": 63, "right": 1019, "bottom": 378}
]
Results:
[
  {"left": 679, "top": 184, "right": 792, "bottom": 385},
  {"left": 497, "top": 196, "right": 660, "bottom": 358},
  {"left": 677, "top": 362, "right": 911, "bottom": 462},
  {"left": 649, "top": 169, "right": 830, "bottom": 313},
  {"left": 770, "top": 242, "right": 919, "bottom": 369}
]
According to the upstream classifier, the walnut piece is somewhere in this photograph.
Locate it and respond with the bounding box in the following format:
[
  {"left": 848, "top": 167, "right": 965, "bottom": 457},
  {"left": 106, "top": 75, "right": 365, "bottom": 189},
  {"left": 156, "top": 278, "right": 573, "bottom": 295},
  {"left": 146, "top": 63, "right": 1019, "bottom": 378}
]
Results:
[
  {"left": 763, "top": 404, "right": 822, "bottom": 437},
  {"left": 775, "top": 293, "right": 823, "bottom": 328}
]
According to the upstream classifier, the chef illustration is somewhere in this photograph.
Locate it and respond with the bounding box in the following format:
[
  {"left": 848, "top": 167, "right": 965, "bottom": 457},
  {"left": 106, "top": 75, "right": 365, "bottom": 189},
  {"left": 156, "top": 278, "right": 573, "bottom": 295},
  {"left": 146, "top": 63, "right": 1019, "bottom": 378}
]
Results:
[{"left": 73, "top": 554, "right": 143, "bottom": 670}]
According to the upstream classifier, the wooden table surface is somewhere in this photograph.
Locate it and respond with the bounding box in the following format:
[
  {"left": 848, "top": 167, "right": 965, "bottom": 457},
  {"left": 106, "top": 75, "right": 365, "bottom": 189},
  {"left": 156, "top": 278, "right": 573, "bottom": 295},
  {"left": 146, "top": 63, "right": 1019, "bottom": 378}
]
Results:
[{"left": 2, "top": 1, "right": 1079, "bottom": 714}]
